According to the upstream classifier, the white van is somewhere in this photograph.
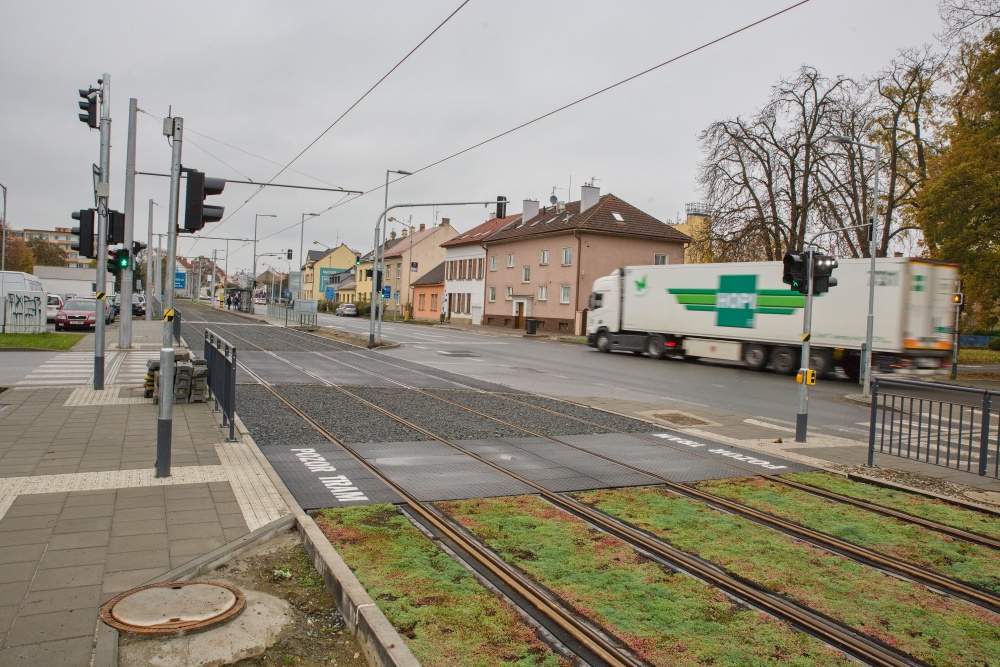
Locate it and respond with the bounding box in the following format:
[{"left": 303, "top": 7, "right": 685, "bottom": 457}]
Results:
[
  {"left": 0, "top": 271, "right": 44, "bottom": 296},
  {"left": 0, "top": 271, "right": 46, "bottom": 332}
]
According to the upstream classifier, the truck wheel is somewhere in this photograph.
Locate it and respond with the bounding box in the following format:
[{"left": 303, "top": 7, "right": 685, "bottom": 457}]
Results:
[
  {"left": 744, "top": 344, "right": 769, "bottom": 371},
  {"left": 595, "top": 332, "right": 612, "bottom": 353},
  {"left": 770, "top": 346, "right": 799, "bottom": 375},
  {"left": 809, "top": 349, "right": 833, "bottom": 379},
  {"left": 645, "top": 335, "right": 666, "bottom": 359},
  {"left": 841, "top": 355, "right": 861, "bottom": 381}
]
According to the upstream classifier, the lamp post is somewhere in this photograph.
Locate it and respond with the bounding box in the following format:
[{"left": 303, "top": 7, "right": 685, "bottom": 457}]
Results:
[
  {"left": 252, "top": 214, "right": 275, "bottom": 299},
  {"left": 298, "top": 213, "right": 320, "bottom": 298},
  {"left": 377, "top": 170, "right": 411, "bottom": 338},
  {"left": 827, "top": 135, "right": 880, "bottom": 398}
]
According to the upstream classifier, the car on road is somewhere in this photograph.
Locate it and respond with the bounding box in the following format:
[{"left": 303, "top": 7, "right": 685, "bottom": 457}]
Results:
[
  {"left": 55, "top": 298, "right": 106, "bottom": 331},
  {"left": 131, "top": 293, "right": 146, "bottom": 316},
  {"left": 335, "top": 303, "right": 358, "bottom": 317},
  {"left": 254, "top": 297, "right": 266, "bottom": 305},
  {"left": 46, "top": 294, "right": 64, "bottom": 322}
]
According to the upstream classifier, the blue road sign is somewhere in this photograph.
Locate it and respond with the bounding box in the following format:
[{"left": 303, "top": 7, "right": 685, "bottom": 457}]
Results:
[
  {"left": 381, "top": 285, "right": 391, "bottom": 299},
  {"left": 283, "top": 290, "right": 292, "bottom": 299},
  {"left": 325, "top": 286, "right": 336, "bottom": 300},
  {"left": 175, "top": 271, "right": 187, "bottom": 289}
]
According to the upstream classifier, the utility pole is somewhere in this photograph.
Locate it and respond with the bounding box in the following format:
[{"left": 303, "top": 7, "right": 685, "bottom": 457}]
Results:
[
  {"left": 157, "top": 115, "right": 183, "bottom": 479},
  {"left": 145, "top": 200, "right": 154, "bottom": 321},
  {"left": 795, "top": 249, "right": 815, "bottom": 443},
  {"left": 210, "top": 249, "right": 217, "bottom": 309},
  {"left": 94, "top": 73, "right": 112, "bottom": 390},
  {"left": 120, "top": 98, "right": 137, "bottom": 348}
]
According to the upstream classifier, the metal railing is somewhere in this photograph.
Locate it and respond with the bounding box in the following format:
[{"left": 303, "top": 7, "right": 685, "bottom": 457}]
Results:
[
  {"left": 204, "top": 328, "right": 237, "bottom": 442},
  {"left": 869, "top": 377, "right": 999, "bottom": 478}
]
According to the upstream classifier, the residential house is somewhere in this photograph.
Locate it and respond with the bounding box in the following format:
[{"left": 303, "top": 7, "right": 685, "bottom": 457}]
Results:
[
  {"left": 441, "top": 213, "right": 521, "bottom": 325},
  {"left": 301, "top": 243, "right": 359, "bottom": 300},
  {"left": 410, "top": 262, "right": 445, "bottom": 322},
  {"left": 11, "top": 227, "right": 90, "bottom": 269},
  {"left": 380, "top": 219, "right": 458, "bottom": 317},
  {"left": 255, "top": 267, "right": 286, "bottom": 301},
  {"left": 483, "top": 186, "right": 690, "bottom": 334}
]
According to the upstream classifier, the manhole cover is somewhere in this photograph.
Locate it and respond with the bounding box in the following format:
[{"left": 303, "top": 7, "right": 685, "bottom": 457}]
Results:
[
  {"left": 100, "top": 581, "right": 246, "bottom": 635},
  {"left": 652, "top": 412, "right": 708, "bottom": 426}
]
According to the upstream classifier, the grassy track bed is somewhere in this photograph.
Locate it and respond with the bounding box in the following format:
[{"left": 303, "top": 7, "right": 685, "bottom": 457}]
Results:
[
  {"left": 576, "top": 485, "right": 1000, "bottom": 666},
  {"left": 782, "top": 471, "right": 1000, "bottom": 540},
  {"left": 441, "top": 495, "right": 854, "bottom": 667},
  {"left": 315, "top": 505, "right": 569, "bottom": 667},
  {"left": 692, "top": 475, "right": 1000, "bottom": 593}
]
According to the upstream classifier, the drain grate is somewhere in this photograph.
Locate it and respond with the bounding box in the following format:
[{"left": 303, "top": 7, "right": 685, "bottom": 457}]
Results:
[
  {"left": 653, "top": 412, "right": 709, "bottom": 426},
  {"left": 100, "top": 581, "right": 246, "bottom": 635}
]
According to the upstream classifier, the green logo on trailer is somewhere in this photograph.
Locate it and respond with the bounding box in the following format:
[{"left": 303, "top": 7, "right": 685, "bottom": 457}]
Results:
[{"left": 668, "top": 275, "right": 806, "bottom": 329}]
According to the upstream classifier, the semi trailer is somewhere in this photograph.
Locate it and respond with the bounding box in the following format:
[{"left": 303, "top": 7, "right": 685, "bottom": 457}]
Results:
[{"left": 585, "top": 258, "right": 959, "bottom": 379}]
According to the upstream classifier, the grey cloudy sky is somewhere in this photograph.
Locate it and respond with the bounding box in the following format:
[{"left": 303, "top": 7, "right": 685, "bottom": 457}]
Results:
[{"left": 1, "top": 0, "right": 943, "bottom": 276}]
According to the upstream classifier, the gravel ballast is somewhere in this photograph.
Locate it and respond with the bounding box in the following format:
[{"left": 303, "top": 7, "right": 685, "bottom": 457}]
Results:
[{"left": 275, "top": 385, "right": 431, "bottom": 444}]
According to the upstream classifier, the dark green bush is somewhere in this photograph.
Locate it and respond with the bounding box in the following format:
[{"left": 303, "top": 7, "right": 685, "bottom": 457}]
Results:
[{"left": 988, "top": 338, "right": 1000, "bottom": 351}]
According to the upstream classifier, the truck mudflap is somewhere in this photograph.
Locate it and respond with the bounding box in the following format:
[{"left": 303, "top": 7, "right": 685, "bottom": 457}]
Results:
[{"left": 586, "top": 332, "right": 597, "bottom": 347}]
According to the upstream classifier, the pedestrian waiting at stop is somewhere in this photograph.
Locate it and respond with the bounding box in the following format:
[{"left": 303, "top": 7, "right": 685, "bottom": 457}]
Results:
[{"left": 226, "top": 295, "right": 232, "bottom": 310}]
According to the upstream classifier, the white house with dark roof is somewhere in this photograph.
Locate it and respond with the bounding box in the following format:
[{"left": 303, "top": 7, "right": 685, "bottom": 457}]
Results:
[{"left": 440, "top": 213, "right": 521, "bottom": 325}]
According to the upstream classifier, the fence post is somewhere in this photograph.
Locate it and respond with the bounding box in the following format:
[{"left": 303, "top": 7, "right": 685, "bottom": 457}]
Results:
[
  {"left": 227, "top": 345, "right": 237, "bottom": 442},
  {"left": 867, "top": 378, "right": 879, "bottom": 467},
  {"left": 979, "top": 392, "right": 992, "bottom": 476}
]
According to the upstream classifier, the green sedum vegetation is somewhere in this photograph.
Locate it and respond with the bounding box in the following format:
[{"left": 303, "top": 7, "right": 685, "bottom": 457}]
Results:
[{"left": 0, "top": 332, "right": 84, "bottom": 350}]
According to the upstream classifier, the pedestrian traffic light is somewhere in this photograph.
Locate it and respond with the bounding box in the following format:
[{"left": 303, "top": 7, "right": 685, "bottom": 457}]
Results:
[
  {"left": 71, "top": 208, "right": 96, "bottom": 259},
  {"left": 496, "top": 195, "right": 507, "bottom": 219},
  {"left": 183, "top": 170, "right": 226, "bottom": 232},
  {"left": 287, "top": 249, "right": 293, "bottom": 260},
  {"left": 811, "top": 253, "right": 838, "bottom": 295},
  {"left": 78, "top": 88, "right": 98, "bottom": 129},
  {"left": 953, "top": 293, "right": 964, "bottom": 306},
  {"left": 115, "top": 248, "right": 131, "bottom": 271},
  {"left": 782, "top": 251, "right": 808, "bottom": 294},
  {"left": 108, "top": 210, "right": 125, "bottom": 245},
  {"left": 132, "top": 241, "right": 147, "bottom": 261}
]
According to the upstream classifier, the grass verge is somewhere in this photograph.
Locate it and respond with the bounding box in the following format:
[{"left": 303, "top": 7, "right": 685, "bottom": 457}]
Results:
[
  {"left": 442, "top": 494, "right": 854, "bottom": 667},
  {"left": 783, "top": 471, "right": 1000, "bottom": 540},
  {"left": 576, "top": 485, "right": 1000, "bottom": 667},
  {"left": 692, "top": 475, "right": 1000, "bottom": 593},
  {"left": 958, "top": 348, "right": 1000, "bottom": 364},
  {"left": 315, "top": 505, "right": 570, "bottom": 667},
  {"left": 0, "top": 332, "right": 85, "bottom": 350}
]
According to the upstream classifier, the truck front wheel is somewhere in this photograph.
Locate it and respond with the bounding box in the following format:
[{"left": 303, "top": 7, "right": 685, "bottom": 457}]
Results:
[
  {"left": 645, "top": 335, "right": 666, "bottom": 359},
  {"left": 770, "top": 346, "right": 800, "bottom": 375},
  {"left": 841, "top": 355, "right": 861, "bottom": 381},
  {"left": 595, "top": 332, "right": 612, "bottom": 353},
  {"left": 744, "top": 344, "right": 769, "bottom": 371}
]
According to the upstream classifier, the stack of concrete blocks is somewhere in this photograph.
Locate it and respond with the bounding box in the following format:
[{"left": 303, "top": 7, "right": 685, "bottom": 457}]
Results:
[{"left": 149, "top": 351, "right": 209, "bottom": 403}]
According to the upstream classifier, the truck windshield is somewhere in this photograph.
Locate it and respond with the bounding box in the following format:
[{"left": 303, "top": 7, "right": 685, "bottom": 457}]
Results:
[{"left": 589, "top": 293, "right": 603, "bottom": 309}]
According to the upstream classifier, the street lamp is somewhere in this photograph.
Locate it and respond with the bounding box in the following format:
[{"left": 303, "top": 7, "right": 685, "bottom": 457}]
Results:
[
  {"left": 252, "top": 214, "right": 276, "bottom": 298},
  {"left": 298, "top": 213, "right": 321, "bottom": 299},
  {"left": 376, "top": 170, "right": 411, "bottom": 338},
  {"left": 827, "top": 134, "right": 880, "bottom": 398},
  {"left": 313, "top": 240, "right": 331, "bottom": 250}
]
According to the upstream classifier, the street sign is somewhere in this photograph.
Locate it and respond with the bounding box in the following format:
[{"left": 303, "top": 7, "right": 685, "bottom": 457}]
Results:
[
  {"left": 283, "top": 290, "right": 292, "bottom": 299},
  {"left": 175, "top": 271, "right": 187, "bottom": 289},
  {"left": 325, "top": 286, "right": 336, "bottom": 300},
  {"left": 381, "top": 285, "right": 391, "bottom": 299}
]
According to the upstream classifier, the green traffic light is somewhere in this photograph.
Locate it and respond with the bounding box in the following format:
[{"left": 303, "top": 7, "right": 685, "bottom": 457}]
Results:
[{"left": 117, "top": 251, "right": 130, "bottom": 269}]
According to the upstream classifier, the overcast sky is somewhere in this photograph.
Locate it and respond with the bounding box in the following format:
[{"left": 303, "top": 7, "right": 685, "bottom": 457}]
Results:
[{"left": 0, "top": 0, "right": 944, "bottom": 277}]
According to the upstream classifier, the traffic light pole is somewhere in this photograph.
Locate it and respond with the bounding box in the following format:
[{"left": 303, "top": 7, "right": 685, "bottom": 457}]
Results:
[
  {"left": 94, "top": 74, "right": 111, "bottom": 391},
  {"left": 795, "top": 249, "right": 815, "bottom": 443},
  {"left": 120, "top": 97, "right": 138, "bottom": 348},
  {"left": 146, "top": 199, "right": 154, "bottom": 321},
  {"left": 157, "top": 116, "right": 183, "bottom": 479}
]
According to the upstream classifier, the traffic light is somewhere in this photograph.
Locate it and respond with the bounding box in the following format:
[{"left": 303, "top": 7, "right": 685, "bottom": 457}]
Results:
[
  {"left": 183, "top": 170, "right": 226, "bottom": 232},
  {"left": 286, "top": 249, "right": 293, "bottom": 260},
  {"left": 355, "top": 254, "right": 361, "bottom": 266},
  {"left": 782, "top": 251, "right": 808, "bottom": 294},
  {"left": 132, "top": 241, "right": 147, "bottom": 263},
  {"left": 78, "top": 88, "right": 97, "bottom": 129},
  {"left": 71, "top": 209, "right": 96, "bottom": 259},
  {"left": 115, "top": 248, "right": 131, "bottom": 271},
  {"left": 108, "top": 210, "right": 125, "bottom": 245},
  {"left": 811, "top": 253, "right": 838, "bottom": 295},
  {"left": 953, "top": 293, "right": 964, "bottom": 306},
  {"left": 496, "top": 195, "right": 507, "bottom": 219},
  {"left": 364, "top": 268, "right": 383, "bottom": 291}
]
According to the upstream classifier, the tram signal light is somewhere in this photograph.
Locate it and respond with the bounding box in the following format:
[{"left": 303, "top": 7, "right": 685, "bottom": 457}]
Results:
[
  {"left": 287, "top": 249, "right": 293, "bottom": 260},
  {"left": 811, "top": 253, "right": 838, "bottom": 295},
  {"left": 71, "top": 209, "right": 96, "bottom": 259},
  {"left": 183, "top": 170, "right": 226, "bottom": 232},
  {"left": 108, "top": 210, "right": 125, "bottom": 245},
  {"left": 496, "top": 195, "right": 507, "bottom": 219},
  {"left": 78, "top": 88, "right": 98, "bottom": 129},
  {"left": 782, "top": 251, "right": 808, "bottom": 294},
  {"left": 132, "top": 241, "right": 147, "bottom": 258}
]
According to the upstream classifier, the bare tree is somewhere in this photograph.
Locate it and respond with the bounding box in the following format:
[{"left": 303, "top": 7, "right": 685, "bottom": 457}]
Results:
[{"left": 939, "top": 0, "right": 1000, "bottom": 41}]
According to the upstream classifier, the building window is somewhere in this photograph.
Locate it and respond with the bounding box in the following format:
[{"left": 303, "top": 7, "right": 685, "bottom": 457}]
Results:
[
  {"left": 522, "top": 266, "right": 530, "bottom": 283},
  {"left": 505, "top": 286, "right": 513, "bottom": 301},
  {"left": 431, "top": 294, "right": 438, "bottom": 311},
  {"left": 488, "top": 286, "right": 496, "bottom": 302},
  {"left": 476, "top": 257, "right": 484, "bottom": 279},
  {"left": 561, "top": 247, "right": 572, "bottom": 266},
  {"left": 507, "top": 253, "right": 514, "bottom": 268},
  {"left": 540, "top": 249, "right": 549, "bottom": 265},
  {"left": 396, "top": 264, "right": 401, "bottom": 279},
  {"left": 560, "top": 285, "right": 571, "bottom": 304},
  {"left": 654, "top": 254, "right": 668, "bottom": 265},
  {"left": 538, "top": 285, "right": 548, "bottom": 301},
  {"left": 490, "top": 255, "right": 497, "bottom": 271},
  {"left": 419, "top": 294, "right": 426, "bottom": 310}
]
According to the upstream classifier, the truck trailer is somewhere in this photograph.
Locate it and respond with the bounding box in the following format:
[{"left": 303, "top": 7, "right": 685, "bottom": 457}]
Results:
[{"left": 585, "top": 258, "right": 959, "bottom": 379}]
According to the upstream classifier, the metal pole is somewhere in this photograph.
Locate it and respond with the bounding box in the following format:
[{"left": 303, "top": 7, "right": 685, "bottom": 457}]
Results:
[
  {"left": 94, "top": 73, "right": 112, "bottom": 390},
  {"left": 211, "top": 249, "right": 218, "bottom": 309},
  {"left": 120, "top": 97, "right": 137, "bottom": 349},
  {"left": 1, "top": 181, "right": 6, "bottom": 334},
  {"left": 951, "top": 282, "right": 961, "bottom": 380},
  {"left": 224, "top": 239, "right": 229, "bottom": 304},
  {"left": 157, "top": 233, "right": 163, "bottom": 302},
  {"left": 157, "top": 116, "right": 183, "bottom": 479},
  {"left": 862, "top": 144, "right": 880, "bottom": 398},
  {"left": 145, "top": 200, "right": 153, "bottom": 320},
  {"left": 795, "top": 249, "right": 814, "bottom": 443}
]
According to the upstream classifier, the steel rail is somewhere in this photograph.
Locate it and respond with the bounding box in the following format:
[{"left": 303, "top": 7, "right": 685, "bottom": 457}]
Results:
[{"left": 258, "top": 351, "right": 924, "bottom": 667}]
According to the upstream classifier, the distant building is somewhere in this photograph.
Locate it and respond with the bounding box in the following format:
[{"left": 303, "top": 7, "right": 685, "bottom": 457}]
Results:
[
  {"left": 10, "top": 227, "right": 88, "bottom": 268},
  {"left": 33, "top": 265, "right": 115, "bottom": 297},
  {"left": 410, "top": 262, "right": 445, "bottom": 322},
  {"left": 670, "top": 203, "right": 712, "bottom": 263}
]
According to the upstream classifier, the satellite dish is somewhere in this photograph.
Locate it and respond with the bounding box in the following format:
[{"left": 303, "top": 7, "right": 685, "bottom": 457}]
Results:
[{"left": 549, "top": 194, "right": 558, "bottom": 205}]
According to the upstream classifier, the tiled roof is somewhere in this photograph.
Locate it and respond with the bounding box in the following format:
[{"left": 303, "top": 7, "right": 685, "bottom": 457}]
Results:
[
  {"left": 306, "top": 249, "right": 330, "bottom": 263},
  {"left": 485, "top": 193, "right": 691, "bottom": 244},
  {"left": 382, "top": 227, "right": 440, "bottom": 259},
  {"left": 412, "top": 261, "right": 445, "bottom": 286},
  {"left": 441, "top": 214, "right": 522, "bottom": 248}
]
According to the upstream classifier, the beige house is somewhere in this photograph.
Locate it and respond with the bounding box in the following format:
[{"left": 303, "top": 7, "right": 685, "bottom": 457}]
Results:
[
  {"left": 483, "top": 186, "right": 690, "bottom": 334},
  {"left": 301, "top": 243, "right": 359, "bottom": 300},
  {"left": 381, "top": 219, "right": 458, "bottom": 317},
  {"left": 670, "top": 203, "right": 712, "bottom": 263},
  {"left": 11, "top": 227, "right": 89, "bottom": 269}
]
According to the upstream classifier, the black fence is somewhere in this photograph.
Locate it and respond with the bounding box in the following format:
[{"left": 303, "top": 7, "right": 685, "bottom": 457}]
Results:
[
  {"left": 869, "top": 377, "right": 999, "bottom": 478},
  {"left": 204, "top": 328, "right": 237, "bottom": 442}
]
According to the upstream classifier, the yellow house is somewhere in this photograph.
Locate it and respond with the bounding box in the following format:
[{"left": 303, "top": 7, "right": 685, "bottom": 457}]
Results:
[
  {"left": 302, "top": 244, "right": 360, "bottom": 300},
  {"left": 671, "top": 203, "right": 711, "bottom": 263}
]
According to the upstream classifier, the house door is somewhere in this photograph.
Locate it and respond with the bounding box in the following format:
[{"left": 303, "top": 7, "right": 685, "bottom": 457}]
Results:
[{"left": 514, "top": 301, "right": 524, "bottom": 329}]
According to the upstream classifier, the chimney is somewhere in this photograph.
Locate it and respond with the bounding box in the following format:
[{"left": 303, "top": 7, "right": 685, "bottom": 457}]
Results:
[
  {"left": 420, "top": 223, "right": 426, "bottom": 231},
  {"left": 522, "top": 199, "right": 539, "bottom": 222},
  {"left": 400, "top": 228, "right": 407, "bottom": 238},
  {"left": 440, "top": 217, "right": 450, "bottom": 227},
  {"left": 581, "top": 184, "right": 600, "bottom": 213}
]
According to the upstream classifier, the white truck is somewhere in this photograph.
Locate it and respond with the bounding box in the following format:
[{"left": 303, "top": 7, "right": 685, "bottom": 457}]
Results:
[{"left": 586, "top": 258, "right": 959, "bottom": 379}]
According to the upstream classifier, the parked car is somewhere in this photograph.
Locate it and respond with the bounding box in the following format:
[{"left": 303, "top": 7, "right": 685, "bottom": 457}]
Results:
[
  {"left": 335, "top": 303, "right": 358, "bottom": 317},
  {"left": 55, "top": 298, "right": 102, "bottom": 331},
  {"left": 131, "top": 293, "right": 146, "bottom": 316},
  {"left": 46, "top": 294, "right": 64, "bottom": 322}
]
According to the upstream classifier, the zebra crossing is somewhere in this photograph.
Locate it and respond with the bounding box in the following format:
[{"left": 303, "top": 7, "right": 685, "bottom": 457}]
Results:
[{"left": 16, "top": 351, "right": 160, "bottom": 387}]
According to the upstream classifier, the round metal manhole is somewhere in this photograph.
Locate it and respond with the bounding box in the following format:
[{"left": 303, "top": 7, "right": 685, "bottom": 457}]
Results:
[{"left": 100, "top": 581, "right": 246, "bottom": 635}]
